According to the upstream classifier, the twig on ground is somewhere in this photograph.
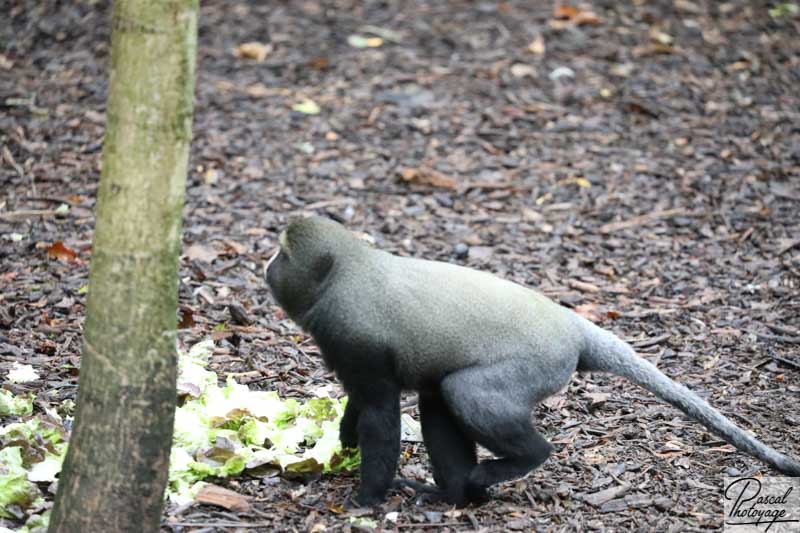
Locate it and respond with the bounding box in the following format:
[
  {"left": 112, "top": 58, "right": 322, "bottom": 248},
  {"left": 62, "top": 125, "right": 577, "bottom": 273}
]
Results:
[
  {"left": 599, "top": 208, "right": 705, "bottom": 233},
  {"left": 0, "top": 209, "right": 62, "bottom": 220},
  {"left": 752, "top": 331, "right": 800, "bottom": 345}
]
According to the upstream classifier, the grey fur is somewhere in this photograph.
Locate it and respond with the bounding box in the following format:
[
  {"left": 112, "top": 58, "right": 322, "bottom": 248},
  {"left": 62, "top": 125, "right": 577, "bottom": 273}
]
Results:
[
  {"left": 267, "top": 216, "right": 799, "bottom": 505},
  {"left": 578, "top": 319, "right": 800, "bottom": 476}
]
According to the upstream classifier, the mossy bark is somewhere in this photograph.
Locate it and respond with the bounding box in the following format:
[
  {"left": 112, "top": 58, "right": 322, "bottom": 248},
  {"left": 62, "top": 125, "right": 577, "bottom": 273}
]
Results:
[{"left": 49, "top": 1, "right": 197, "bottom": 531}]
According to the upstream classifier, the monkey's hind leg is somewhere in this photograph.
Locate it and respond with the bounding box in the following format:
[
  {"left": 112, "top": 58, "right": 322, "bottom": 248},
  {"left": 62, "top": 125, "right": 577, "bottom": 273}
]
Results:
[
  {"left": 418, "top": 390, "right": 479, "bottom": 506},
  {"left": 441, "top": 359, "right": 554, "bottom": 501}
]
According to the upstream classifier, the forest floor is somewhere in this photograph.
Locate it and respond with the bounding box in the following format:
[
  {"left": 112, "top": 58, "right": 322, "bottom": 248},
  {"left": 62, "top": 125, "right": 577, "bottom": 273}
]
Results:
[{"left": 2, "top": 0, "right": 800, "bottom": 531}]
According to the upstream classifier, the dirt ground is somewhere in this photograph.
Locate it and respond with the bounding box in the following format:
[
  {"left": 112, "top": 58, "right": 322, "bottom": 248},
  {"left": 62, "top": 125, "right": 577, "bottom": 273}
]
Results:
[{"left": 2, "top": 0, "right": 800, "bottom": 531}]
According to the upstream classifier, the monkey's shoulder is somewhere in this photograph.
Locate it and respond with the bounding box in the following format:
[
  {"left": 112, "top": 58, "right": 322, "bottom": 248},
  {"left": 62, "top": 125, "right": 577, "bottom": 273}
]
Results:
[{"left": 302, "top": 280, "right": 395, "bottom": 365}]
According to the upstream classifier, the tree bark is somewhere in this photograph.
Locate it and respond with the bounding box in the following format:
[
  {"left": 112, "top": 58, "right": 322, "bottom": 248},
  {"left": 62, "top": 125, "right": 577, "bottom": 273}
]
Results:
[{"left": 49, "top": 1, "right": 197, "bottom": 531}]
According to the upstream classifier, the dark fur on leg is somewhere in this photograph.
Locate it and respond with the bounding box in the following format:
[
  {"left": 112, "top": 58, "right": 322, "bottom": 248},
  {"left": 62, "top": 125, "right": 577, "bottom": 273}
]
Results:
[
  {"left": 442, "top": 359, "right": 554, "bottom": 498},
  {"left": 419, "top": 390, "right": 479, "bottom": 506},
  {"left": 352, "top": 382, "right": 401, "bottom": 506},
  {"left": 339, "top": 398, "right": 360, "bottom": 449}
]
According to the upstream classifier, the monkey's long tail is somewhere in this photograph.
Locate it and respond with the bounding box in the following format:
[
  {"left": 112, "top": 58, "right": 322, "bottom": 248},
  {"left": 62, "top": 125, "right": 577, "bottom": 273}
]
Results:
[{"left": 578, "top": 320, "right": 800, "bottom": 476}]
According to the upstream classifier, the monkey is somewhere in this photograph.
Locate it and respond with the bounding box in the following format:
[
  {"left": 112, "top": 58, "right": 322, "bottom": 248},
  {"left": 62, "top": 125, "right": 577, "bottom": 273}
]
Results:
[{"left": 264, "top": 215, "right": 800, "bottom": 507}]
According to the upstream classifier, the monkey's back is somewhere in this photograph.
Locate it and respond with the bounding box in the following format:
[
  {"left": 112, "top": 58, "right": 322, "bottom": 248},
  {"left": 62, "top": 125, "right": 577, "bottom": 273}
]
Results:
[{"left": 324, "top": 250, "right": 585, "bottom": 391}]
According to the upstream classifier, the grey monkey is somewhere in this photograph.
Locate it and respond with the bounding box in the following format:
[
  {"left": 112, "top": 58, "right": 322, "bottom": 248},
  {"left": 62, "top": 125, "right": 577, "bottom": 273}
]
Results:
[{"left": 265, "top": 215, "right": 800, "bottom": 506}]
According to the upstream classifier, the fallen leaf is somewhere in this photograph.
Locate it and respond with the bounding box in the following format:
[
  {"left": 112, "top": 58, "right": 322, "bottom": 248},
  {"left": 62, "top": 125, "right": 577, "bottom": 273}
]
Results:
[
  {"left": 178, "top": 306, "right": 195, "bottom": 329},
  {"left": 770, "top": 3, "right": 799, "bottom": 18},
  {"left": 233, "top": 41, "right": 272, "bottom": 63},
  {"left": 212, "top": 329, "right": 233, "bottom": 341},
  {"left": 575, "top": 303, "right": 602, "bottom": 322},
  {"left": 292, "top": 99, "right": 321, "bottom": 115},
  {"left": 328, "top": 503, "right": 347, "bottom": 514},
  {"left": 358, "top": 25, "right": 403, "bottom": 43},
  {"left": 650, "top": 28, "right": 673, "bottom": 46},
  {"left": 295, "top": 141, "right": 315, "bottom": 154},
  {"left": 610, "top": 63, "right": 635, "bottom": 77},
  {"left": 527, "top": 34, "right": 546, "bottom": 55},
  {"left": 400, "top": 413, "right": 423, "bottom": 442},
  {"left": 584, "top": 392, "right": 610, "bottom": 405},
  {"left": 7, "top": 362, "right": 39, "bottom": 383},
  {"left": 701, "top": 354, "right": 720, "bottom": 370},
  {"left": 306, "top": 57, "right": 330, "bottom": 70},
  {"left": 568, "top": 279, "right": 601, "bottom": 293},
  {"left": 556, "top": 176, "right": 592, "bottom": 189},
  {"left": 347, "top": 35, "right": 383, "bottom": 48},
  {"left": 223, "top": 240, "right": 248, "bottom": 255},
  {"left": 675, "top": 0, "right": 702, "bottom": 13},
  {"left": 572, "top": 10, "right": 603, "bottom": 25},
  {"left": 196, "top": 483, "right": 251, "bottom": 512},
  {"left": 349, "top": 517, "right": 379, "bottom": 529},
  {"left": 548, "top": 66, "right": 575, "bottom": 81},
  {"left": 553, "top": 4, "right": 580, "bottom": 19},
  {"left": 47, "top": 241, "right": 77, "bottom": 262},
  {"left": 397, "top": 167, "right": 458, "bottom": 190},
  {"left": 185, "top": 243, "right": 219, "bottom": 263},
  {"left": 510, "top": 63, "right": 536, "bottom": 78},
  {"left": 553, "top": 4, "right": 603, "bottom": 25},
  {"left": 203, "top": 168, "right": 220, "bottom": 185}
]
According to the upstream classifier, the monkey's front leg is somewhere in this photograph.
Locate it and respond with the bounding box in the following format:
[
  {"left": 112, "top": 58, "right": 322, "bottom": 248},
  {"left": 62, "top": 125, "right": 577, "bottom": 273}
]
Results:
[
  {"left": 353, "top": 382, "right": 401, "bottom": 506},
  {"left": 339, "top": 397, "right": 360, "bottom": 449},
  {"left": 344, "top": 397, "right": 437, "bottom": 503}
]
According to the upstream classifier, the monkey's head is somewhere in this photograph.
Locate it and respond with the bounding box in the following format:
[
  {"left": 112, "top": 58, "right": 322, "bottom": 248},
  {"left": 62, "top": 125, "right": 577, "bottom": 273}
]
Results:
[{"left": 265, "top": 216, "right": 363, "bottom": 320}]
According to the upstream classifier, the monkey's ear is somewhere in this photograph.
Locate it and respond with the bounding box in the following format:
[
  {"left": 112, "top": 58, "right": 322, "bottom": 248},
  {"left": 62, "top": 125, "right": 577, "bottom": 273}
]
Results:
[
  {"left": 278, "top": 229, "right": 291, "bottom": 254},
  {"left": 313, "top": 252, "right": 335, "bottom": 282},
  {"left": 264, "top": 247, "right": 281, "bottom": 279}
]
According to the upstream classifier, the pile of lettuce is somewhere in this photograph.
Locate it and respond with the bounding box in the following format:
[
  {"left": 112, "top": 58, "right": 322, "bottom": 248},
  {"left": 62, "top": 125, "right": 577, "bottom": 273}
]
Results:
[
  {"left": 0, "top": 413, "right": 63, "bottom": 532},
  {"left": 169, "top": 340, "right": 358, "bottom": 504},
  {"left": 0, "top": 340, "right": 359, "bottom": 529}
]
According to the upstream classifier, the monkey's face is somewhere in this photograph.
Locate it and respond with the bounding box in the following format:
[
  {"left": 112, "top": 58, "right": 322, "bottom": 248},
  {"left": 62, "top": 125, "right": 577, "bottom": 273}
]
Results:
[
  {"left": 264, "top": 221, "right": 336, "bottom": 321},
  {"left": 265, "top": 230, "right": 306, "bottom": 319}
]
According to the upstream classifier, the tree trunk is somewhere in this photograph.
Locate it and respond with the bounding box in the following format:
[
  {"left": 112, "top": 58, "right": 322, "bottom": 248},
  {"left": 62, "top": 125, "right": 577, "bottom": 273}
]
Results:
[{"left": 49, "top": 1, "right": 197, "bottom": 531}]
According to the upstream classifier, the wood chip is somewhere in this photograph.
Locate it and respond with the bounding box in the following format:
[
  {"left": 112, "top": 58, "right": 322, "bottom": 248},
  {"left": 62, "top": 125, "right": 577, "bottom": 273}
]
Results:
[
  {"left": 580, "top": 483, "right": 631, "bottom": 507},
  {"left": 185, "top": 243, "right": 220, "bottom": 263},
  {"left": 195, "top": 483, "right": 251, "bottom": 512},
  {"left": 567, "top": 279, "right": 601, "bottom": 293},
  {"left": 397, "top": 166, "right": 458, "bottom": 190}
]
